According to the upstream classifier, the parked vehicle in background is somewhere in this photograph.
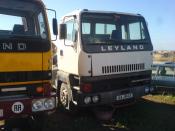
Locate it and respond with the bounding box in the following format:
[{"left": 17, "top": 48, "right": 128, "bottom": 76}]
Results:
[
  {"left": 55, "top": 9, "right": 153, "bottom": 111},
  {"left": 152, "top": 63, "right": 175, "bottom": 93},
  {"left": 0, "top": 0, "right": 58, "bottom": 129}
]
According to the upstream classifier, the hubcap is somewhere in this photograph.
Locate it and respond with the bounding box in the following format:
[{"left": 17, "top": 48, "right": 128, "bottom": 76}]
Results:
[{"left": 60, "top": 86, "right": 68, "bottom": 106}]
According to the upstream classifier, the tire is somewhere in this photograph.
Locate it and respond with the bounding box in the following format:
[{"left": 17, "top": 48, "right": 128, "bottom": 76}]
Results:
[{"left": 59, "top": 83, "right": 77, "bottom": 113}]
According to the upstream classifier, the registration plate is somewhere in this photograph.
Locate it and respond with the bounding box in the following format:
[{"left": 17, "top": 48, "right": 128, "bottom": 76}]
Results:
[{"left": 116, "top": 93, "right": 133, "bottom": 101}]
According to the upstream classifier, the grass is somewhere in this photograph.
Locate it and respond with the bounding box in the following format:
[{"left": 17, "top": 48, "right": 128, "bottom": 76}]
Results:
[
  {"left": 153, "top": 52, "right": 175, "bottom": 62},
  {"left": 112, "top": 95, "right": 175, "bottom": 131},
  {"left": 43, "top": 94, "right": 175, "bottom": 131},
  {"left": 144, "top": 94, "right": 175, "bottom": 105}
]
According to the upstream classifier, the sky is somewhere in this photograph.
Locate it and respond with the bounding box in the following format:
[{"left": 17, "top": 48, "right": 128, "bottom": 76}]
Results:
[{"left": 45, "top": 0, "right": 174, "bottom": 50}]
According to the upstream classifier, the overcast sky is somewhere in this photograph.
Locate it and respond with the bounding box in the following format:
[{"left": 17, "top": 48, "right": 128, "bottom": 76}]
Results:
[{"left": 43, "top": 0, "right": 175, "bottom": 50}]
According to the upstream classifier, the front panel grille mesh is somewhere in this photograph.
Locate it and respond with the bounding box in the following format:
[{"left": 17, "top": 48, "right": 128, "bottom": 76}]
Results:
[{"left": 102, "top": 63, "right": 145, "bottom": 74}]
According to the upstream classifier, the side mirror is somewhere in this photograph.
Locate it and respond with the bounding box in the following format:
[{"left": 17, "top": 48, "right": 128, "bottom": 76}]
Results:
[
  {"left": 52, "top": 18, "right": 58, "bottom": 35},
  {"left": 59, "top": 24, "right": 67, "bottom": 39}
]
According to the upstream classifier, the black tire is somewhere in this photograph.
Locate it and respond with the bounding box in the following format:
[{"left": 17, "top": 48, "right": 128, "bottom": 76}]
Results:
[{"left": 59, "top": 83, "right": 77, "bottom": 113}]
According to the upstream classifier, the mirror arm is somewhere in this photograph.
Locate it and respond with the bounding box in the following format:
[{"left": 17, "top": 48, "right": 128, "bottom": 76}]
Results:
[
  {"left": 46, "top": 8, "right": 58, "bottom": 41},
  {"left": 46, "top": 8, "right": 57, "bottom": 18}
]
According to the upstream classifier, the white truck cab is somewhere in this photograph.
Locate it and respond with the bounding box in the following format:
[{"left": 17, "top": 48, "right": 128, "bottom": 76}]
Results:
[{"left": 56, "top": 9, "right": 153, "bottom": 110}]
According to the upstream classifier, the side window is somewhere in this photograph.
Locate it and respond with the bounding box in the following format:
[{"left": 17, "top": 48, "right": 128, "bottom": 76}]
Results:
[
  {"left": 158, "top": 66, "right": 174, "bottom": 76},
  {"left": 0, "top": 14, "right": 22, "bottom": 31},
  {"left": 82, "top": 23, "right": 90, "bottom": 34},
  {"left": 38, "top": 12, "right": 47, "bottom": 39},
  {"left": 66, "top": 20, "right": 77, "bottom": 41},
  {"left": 129, "top": 22, "right": 145, "bottom": 40},
  {"left": 0, "top": 14, "right": 24, "bottom": 35},
  {"left": 129, "top": 22, "right": 141, "bottom": 40},
  {"left": 141, "top": 23, "right": 146, "bottom": 39},
  {"left": 164, "top": 67, "right": 174, "bottom": 76},
  {"left": 66, "top": 21, "right": 74, "bottom": 40}
]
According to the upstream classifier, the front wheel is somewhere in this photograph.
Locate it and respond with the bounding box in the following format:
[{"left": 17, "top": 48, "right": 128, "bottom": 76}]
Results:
[{"left": 59, "top": 83, "right": 77, "bottom": 113}]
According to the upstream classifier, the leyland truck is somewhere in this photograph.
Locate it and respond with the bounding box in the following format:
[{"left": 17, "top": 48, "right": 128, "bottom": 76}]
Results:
[
  {"left": 0, "top": 0, "right": 58, "bottom": 128},
  {"left": 56, "top": 9, "right": 153, "bottom": 111}
]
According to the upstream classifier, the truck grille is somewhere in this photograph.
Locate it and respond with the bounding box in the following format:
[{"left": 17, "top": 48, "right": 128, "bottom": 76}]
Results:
[
  {"left": 0, "top": 86, "right": 28, "bottom": 98},
  {"left": 0, "top": 84, "right": 43, "bottom": 99},
  {"left": 102, "top": 63, "right": 145, "bottom": 74},
  {"left": 91, "top": 73, "right": 151, "bottom": 93}
]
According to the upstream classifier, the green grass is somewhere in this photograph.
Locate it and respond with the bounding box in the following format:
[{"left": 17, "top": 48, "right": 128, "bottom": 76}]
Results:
[
  {"left": 112, "top": 95, "right": 175, "bottom": 131},
  {"left": 44, "top": 95, "right": 175, "bottom": 131},
  {"left": 144, "top": 94, "right": 175, "bottom": 105}
]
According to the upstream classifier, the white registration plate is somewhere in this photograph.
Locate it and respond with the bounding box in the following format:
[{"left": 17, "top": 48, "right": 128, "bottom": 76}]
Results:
[{"left": 116, "top": 93, "right": 133, "bottom": 101}]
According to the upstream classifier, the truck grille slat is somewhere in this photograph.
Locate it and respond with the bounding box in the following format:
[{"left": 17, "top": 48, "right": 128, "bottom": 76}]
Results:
[{"left": 102, "top": 63, "right": 145, "bottom": 74}]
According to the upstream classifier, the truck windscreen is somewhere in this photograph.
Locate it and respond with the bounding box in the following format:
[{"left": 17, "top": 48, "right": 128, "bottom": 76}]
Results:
[
  {"left": 81, "top": 13, "right": 150, "bottom": 45},
  {"left": 0, "top": 0, "right": 47, "bottom": 40}
]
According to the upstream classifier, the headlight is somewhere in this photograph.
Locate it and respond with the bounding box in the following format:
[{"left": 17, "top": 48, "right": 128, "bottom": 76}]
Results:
[
  {"left": 32, "top": 100, "right": 43, "bottom": 111},
  {"left": 84, "top": 97, "right": 91, "bottom": 104},
  {"left": 32, "top": 97, "right": 55, "bottom": 112},
  {"left": 92, "top": 96, "right": 99, "bottom": 103},
  {"left": 44, "top": 98, "right": 55, "bottom": 109}
]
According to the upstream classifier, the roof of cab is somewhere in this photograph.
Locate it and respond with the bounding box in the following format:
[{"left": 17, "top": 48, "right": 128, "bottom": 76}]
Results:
[
  {"left": 0, "top": 0, "right": 46, "bottom": 14},
  {"left": 61, "top": 9, "right": 142, "bottom": 19},
  {"left": 20, "top": 0, "right": 42, "bottom": 2},
  {"left": 20, "top": 0, "right": 44, "bottom": 4}
]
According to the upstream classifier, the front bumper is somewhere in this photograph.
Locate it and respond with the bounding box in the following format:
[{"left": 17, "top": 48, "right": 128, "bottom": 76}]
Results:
[
  {"left": 74, "top": 85, "right": 152, "bottom": 106},
  {"left": 0, "top": 94, "right": 56, "bottom": 120}
]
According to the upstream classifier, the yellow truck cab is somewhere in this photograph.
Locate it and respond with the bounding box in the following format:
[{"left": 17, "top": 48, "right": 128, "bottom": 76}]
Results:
[{"left": 0, "top": 0, "right": 58, "bottom": 128}]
